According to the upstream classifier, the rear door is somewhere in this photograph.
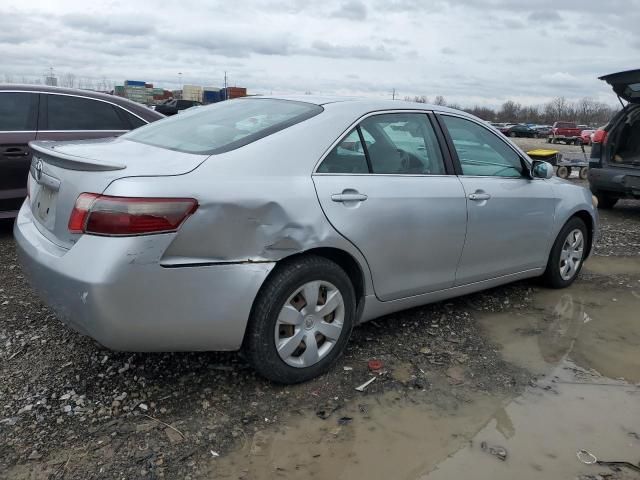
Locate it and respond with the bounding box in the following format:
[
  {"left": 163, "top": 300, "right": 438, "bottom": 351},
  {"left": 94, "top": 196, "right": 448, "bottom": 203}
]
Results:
[
  {"left": 313, "top": 112, "right": 467, "bottom": 301},
  {"left": 438, "top": 114, "right": 556, "bottom": 285},
  {"left": 0, "top": 91, "right": 39, "bottom": 216},
  {"left": 36, "top": 93, "right": 131, "bottom": 142}
]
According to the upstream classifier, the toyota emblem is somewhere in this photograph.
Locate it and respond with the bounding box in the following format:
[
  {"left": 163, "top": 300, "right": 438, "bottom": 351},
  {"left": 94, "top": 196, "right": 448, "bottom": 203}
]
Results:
[{"left": 34, "top": 159, "right": 43, "bottom": 181}]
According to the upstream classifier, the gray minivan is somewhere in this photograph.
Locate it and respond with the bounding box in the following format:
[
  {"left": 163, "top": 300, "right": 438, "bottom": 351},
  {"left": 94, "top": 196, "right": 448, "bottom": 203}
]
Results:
[
  {"left": 0, "top": 85, "right": 163, "bottom": 219},
  {"left": 588, "top": 69, "right": 640, "bottom": 208}
]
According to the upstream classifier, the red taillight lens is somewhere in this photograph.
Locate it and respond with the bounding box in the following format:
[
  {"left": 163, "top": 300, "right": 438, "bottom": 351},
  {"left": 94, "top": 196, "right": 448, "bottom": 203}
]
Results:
[
  {"left": 592, "top": 129, "right": 608, "bottom": 145},
  {"left": 68, "top": 194, "right": 198, "bottom": 236}
]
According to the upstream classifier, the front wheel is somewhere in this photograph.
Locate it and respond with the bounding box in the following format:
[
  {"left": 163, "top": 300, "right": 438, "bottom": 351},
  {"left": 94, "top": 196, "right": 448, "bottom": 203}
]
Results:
[
  {"left": 243, "top": 256, "right": 356, "bottom": 384},
  {"left": 542, "top": 217, "right": 588, "bottom": 288}
]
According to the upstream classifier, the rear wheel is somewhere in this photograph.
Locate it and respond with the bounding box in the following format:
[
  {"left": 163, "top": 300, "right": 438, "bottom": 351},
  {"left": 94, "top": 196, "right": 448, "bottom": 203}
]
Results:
[
  {"left": 596, "top": 192, "right": 618, "bottom": 209},
  {"left": 574, "top": 138, "right": 582, "bottom": 146},
  {"left": 542, "top": 217, "right": 587, "bottom": 288},
  {"left": 547, "top": 137, "right": 553, "bottom": 143},
  {"left": 243, "top": 255, "right": 355, "bottom": 384},
  {"left": 509, "top": 131, "right": 517, "bottom": 138}
]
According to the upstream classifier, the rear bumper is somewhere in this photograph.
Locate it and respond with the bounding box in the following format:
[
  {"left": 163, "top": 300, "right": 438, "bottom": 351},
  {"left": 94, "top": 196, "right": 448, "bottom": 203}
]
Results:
[
  {"left": 14, "top": 203, "right": 275, "bottom": 351},
  {"left": 589, "top": 166, "right": 640, "bottom": 197}
]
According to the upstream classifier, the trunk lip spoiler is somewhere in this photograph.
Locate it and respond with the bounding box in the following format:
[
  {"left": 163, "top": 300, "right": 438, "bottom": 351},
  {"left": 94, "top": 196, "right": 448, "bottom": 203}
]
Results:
[{"left": 29, "top": 141, "right": 126, "bottom": 171}]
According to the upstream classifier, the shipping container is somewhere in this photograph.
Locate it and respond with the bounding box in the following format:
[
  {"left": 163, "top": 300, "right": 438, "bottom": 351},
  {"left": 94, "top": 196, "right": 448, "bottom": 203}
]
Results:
[
  {"left": 203, "top": 90, "right": 221, "bottom": 104},
  {"left": 125, "top": 80, "right": 146, "bottom": 87}
]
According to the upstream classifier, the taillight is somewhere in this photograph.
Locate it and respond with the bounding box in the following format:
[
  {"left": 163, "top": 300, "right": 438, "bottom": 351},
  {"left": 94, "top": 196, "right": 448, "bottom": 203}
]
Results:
[
  {"left": 592, "top": 129, "right": 608, "bottom": 145},
  {"left": 68, "top": 194, "right": 198, "bottom": 236}
]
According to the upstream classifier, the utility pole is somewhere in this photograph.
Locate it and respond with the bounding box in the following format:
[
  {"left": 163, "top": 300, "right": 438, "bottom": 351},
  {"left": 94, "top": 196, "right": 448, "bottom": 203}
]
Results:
[
  {"left": 223, "top": 71, "right": 228, "bottom": 100},
  {"left": 392, "top": 88, "right": 396, "bottom": 100}
]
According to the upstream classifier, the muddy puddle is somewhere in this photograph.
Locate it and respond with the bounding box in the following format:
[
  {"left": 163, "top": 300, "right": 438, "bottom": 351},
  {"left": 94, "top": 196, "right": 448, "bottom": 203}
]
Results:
[{"left": 211, "top": 259, "right": 640, "bottom": 480}]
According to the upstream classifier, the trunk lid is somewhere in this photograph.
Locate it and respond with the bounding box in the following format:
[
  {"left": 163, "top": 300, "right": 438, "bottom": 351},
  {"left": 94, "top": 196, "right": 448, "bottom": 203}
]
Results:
[
  {"left": 28, "top": 137, "right": 208, "bottom": 248},
  {"left": 599, "top": 69, "right": 640, "bottom": 104}
]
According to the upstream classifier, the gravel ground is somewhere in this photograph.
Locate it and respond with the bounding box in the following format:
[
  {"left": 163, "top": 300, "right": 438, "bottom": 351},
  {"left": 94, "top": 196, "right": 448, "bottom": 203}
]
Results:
[{"left": 1, "top": 184, "right": 639, "bottom": 478}]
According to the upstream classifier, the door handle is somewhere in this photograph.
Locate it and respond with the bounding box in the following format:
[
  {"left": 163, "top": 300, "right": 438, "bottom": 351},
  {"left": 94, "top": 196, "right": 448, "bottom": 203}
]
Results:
[
  {"left": 468, "top": 192, "right": 491, "bottom": 201},
  {"left": 3, "top": 147, "right": 28, "bottom": 157},
  {"left": 331, "top": 193, "right": 368, "bottom": 203}
]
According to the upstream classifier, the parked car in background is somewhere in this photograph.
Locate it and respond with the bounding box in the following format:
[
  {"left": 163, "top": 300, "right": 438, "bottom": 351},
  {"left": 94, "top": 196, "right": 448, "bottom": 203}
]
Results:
[
  {"left": 534, "top": 125, "right": 552, "bottom": 136},
  {"left": 0, "top": 85, "right": 163, "bottom": 219},
  {"left": 548, "top": 121, "right": 582, "bottom": 145},
  {"left": 500, "top": 124, "right": 538, "bottom": 138},
  {"left": 155, "top": 99, "right": 202, "bottom": 116},
  {"left": 15, "top": 97, "right": 597, "bottom": 383},
  {"left": 579, "top": 129, "right": 595, "bottom": 145},
  {"left": 589, "top": 68, "right": 640, "bottom": 209}
]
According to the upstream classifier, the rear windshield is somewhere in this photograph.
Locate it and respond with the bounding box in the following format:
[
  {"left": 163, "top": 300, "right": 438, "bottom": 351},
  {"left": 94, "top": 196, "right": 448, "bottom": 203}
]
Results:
[{"left": 123, "top": 98, "right": 323, "bottom": 154}]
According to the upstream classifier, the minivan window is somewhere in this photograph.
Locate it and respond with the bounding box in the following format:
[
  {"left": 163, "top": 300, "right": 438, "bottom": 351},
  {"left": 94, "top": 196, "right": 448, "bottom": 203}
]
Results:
[
  {"left": 123, "top": 99, "right": 323, "bottom": 154},
  {"left": 0, "top": 92, "right": 37, "bottom": 131},
  {"left": 46, "top": 95, "right": 128, "bottom": 131}
]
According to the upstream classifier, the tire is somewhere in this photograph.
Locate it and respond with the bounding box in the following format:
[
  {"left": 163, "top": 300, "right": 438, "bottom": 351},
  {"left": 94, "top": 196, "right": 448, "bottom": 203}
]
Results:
[
  {"left": 542, "top": 217, "right": 588, "bottom": 288},
  {"left": 579, "top": 167, "right": 588, "bottom": 180},
  {"left": 243, "top": 255, "right": 356, "bottom": 384},
  {"left": 547, "top": 137, "right": 552, "bottom": 143},
  {"left": 509, "top": 131, "right": 517, "bottom": 138},
  {"left": 596, "top": 193, "right": 618, "bottom": 209},
  {"left": 556, "top": 165, "right": 569, "bottom": 178}
]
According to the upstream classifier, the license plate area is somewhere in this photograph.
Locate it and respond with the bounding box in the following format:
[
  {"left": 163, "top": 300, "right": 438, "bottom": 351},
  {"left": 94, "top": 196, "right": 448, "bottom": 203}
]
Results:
[{"left": 33, "top": 184, "right": 58, "bottom": 228}]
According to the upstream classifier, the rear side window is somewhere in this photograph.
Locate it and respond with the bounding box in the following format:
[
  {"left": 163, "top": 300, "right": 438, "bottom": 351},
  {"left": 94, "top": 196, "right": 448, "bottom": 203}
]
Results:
[
  {"left": 45, "top": 95, "right": 129, "bottom": 131},
  {"left": 0, "top": 92, "right": 37, "bottom": 131},
  {"left": 317, "top": 129, "right": 369, "bottom": 173},
  {"left": 124, "top": 99, "right": 323, "bottom": 154}
]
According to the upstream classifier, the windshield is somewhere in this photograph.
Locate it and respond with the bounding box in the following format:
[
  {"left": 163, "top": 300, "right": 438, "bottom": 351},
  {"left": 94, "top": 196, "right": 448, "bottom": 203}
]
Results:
[{"left": 123, "top": 98, "right": 323, "bottom": 154}]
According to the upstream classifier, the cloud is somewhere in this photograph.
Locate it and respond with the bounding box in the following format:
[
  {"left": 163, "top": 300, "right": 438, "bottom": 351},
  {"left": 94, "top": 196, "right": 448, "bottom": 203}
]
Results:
[
  {"left": 441, "top": 47, "right": 456, "bottom": 55},
  {"left": 528, "top": 10, "right": 562, "bottom": 22},
  {"left": 304, "top": 40, "right": 393, "bottom": 60},
  {"left": 331, "top": 0, "right": 367, "bottom": 20},
  {"left": 61, "top": 14, "right": 155, "bottom": 36}
]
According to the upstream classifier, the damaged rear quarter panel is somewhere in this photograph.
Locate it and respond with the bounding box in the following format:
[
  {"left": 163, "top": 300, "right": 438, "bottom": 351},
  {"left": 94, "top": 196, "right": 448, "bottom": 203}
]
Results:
[{"left": 102, "top": 107, "right": 374, "bottom": 293}]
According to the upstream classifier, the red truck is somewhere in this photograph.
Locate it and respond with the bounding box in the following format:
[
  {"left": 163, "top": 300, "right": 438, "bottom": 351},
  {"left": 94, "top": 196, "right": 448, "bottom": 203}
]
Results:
[{"left": 547, "top": 121, "right": 583, "bottom": 145}]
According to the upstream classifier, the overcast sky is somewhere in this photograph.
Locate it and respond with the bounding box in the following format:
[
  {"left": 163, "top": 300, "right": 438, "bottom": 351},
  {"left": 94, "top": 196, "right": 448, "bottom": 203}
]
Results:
[{"left": 1, "top": 0, "right": 638, "bottom": 107}]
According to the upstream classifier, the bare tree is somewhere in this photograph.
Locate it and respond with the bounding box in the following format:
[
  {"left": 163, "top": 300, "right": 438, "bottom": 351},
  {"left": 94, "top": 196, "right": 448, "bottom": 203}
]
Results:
[
  {"left": 433, "top": 95, "right": 447, "bottom": 106},
  {"left": 60, "top": 73, "right": 77, "bottom": 88}
]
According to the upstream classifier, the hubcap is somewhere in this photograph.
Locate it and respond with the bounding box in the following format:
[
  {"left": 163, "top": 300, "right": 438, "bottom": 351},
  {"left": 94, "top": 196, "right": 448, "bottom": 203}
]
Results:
[
  {"left": 274, "top": 280, "right": 345, "bottom": 368},
  {"left": 559, "top": 229, "right": 584, "bottom": 281}
]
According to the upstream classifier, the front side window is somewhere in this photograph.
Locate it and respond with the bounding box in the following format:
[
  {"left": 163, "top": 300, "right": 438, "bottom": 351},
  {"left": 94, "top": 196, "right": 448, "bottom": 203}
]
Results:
[
  {"left": 441, "top": 115, "right": 524, "bottom": 177},
  {"left": 124, "top": 98, "right": 323, "bottom": 154},
  {"left": 46, "top": 95, "right": 128, "bottom": 131},
  {"left": 0, "top": 92, "right": 37, "bottom": 131},
  {"left": 318, "top": 113, "right": 446, "bottom": 175}
]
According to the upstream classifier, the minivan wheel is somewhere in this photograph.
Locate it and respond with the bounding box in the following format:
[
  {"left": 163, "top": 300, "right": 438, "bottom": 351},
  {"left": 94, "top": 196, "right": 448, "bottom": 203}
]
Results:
[
  {"left": 244, "top": 255, "right": 355, "bottom": 384},
  {"left": 542, "top": 217, "right": 587, "bottom": 289}
]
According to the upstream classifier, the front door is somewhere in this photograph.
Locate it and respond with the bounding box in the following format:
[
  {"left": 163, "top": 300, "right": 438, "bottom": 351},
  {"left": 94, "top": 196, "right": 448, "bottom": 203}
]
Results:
[
  {"left": 313, "top": 112, "right": 467, "bottom": 301},
  {"left": 439, "top": 114, "right": 556, "bottom": 285}
]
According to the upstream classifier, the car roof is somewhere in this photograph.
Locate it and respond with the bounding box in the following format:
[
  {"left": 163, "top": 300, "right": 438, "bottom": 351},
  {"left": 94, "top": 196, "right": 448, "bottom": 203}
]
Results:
[
  {"left": 0, "top": 84, "right": 163, "bottom": 120},
  {"left": 246, "top": 94, "right": 465, "bottom": 116}
]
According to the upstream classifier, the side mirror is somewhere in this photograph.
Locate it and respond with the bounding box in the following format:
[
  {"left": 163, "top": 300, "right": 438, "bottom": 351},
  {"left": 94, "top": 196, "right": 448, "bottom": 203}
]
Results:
[{"left": 532, "top": 160, "right": 554, "bottom": 179}]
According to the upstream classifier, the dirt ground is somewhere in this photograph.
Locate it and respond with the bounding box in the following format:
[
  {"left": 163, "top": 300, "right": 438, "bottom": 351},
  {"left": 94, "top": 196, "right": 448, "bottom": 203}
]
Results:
[{"left": 1, "top": 162, "right": 640, "bottom": 478}]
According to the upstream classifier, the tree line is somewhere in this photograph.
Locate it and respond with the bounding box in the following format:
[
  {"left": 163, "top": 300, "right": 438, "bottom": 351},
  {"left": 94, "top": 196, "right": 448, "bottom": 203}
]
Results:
[{"left": 404, "top": 95, "right": 618, "bottom": 126}]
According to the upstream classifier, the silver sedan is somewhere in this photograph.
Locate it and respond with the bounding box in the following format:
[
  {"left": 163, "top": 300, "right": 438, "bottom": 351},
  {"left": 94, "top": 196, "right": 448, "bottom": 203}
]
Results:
[{"left": 15, "top": 97, "right": 598, "bottom": 383}]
